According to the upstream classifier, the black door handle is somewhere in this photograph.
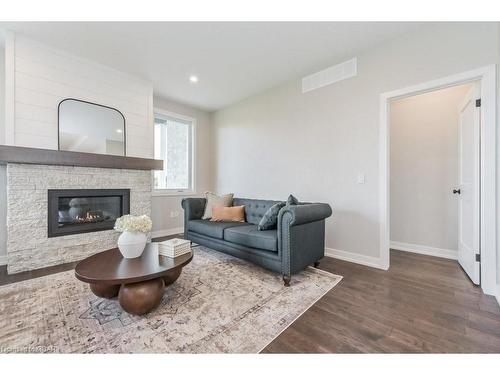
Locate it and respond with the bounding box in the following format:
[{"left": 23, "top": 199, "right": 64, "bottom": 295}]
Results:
[{"left": 453, "top": 189, "right": 461, "bottom": 195}]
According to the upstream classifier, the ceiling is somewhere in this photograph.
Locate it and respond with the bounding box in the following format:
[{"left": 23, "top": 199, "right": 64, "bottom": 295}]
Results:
[{"left": 0, "top": 22, "right": 426, "bottom": 111}]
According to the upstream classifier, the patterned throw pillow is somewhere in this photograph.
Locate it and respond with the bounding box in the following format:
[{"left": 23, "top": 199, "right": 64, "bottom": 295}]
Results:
[
  {"left": 202, "top": 192, "right": 234, "bottom": 220},
  {"left": 257, "top": 202, "right": 286, "bottom": 231},
  {"left": 286, "top": 194, "right": 300, "bottom": 206}
]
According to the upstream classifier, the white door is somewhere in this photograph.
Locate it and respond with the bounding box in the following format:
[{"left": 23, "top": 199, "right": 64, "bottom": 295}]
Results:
[{"left": 457, "top": 83, "right": 481, "bottom": 285}]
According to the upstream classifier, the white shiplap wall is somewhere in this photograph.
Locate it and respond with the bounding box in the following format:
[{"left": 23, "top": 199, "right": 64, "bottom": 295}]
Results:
[{"left": 6, "top": 35, "right": 154, "bottom": 158}]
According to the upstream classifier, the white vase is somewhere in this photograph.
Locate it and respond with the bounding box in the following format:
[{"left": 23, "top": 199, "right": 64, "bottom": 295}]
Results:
[{"left": 117, "top": 231, "right": 147, "bottom": 258}]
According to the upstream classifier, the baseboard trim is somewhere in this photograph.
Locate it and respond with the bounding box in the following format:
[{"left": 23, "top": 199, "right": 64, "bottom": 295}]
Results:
[
  {"left": 0, "top": 255, "right": 7, "bottom": 266},
  {"left": 390, "top": 241, "right": 458, "bottom": 260},
  {"left": 151, "top": 227, "right": 184, "bottom": 239},
  {"left": 325, "top": 247, "right": 388, "bottom": 270}
]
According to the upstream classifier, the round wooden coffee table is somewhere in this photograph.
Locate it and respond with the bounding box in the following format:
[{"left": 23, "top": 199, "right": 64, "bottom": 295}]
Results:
[{"left": 75, "top": 243, "right": 193, "bottom": 315}]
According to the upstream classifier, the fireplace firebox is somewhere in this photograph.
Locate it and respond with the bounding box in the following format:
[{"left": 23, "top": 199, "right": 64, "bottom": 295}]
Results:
[{"left": 48, "top": 189, "right": 130, "bottom": 237}]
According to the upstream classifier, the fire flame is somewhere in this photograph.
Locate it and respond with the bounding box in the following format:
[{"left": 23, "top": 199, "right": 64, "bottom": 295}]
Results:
[{"left": 75, "top": 212, "right": 102, "bottom": 223}]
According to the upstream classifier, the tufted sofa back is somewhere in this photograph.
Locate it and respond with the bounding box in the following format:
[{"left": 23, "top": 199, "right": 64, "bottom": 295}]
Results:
[{"left": 232, "top": 198, "right": 283, "bottom": 225}]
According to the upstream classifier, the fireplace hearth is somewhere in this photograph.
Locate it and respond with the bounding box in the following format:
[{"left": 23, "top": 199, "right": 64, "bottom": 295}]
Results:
[{"left": 48, "top": 189, "right": 130, "bottom": 237}]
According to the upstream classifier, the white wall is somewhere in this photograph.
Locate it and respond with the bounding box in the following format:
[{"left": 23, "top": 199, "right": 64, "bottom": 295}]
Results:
[
  {"left": 0, "top": 46, "right": 6, "bottom": 264},
  {"left": 211, "top": 23, "right": 499, "bottom": 266},
  {"left": 390, "top": 84, "right": 472, "bottom": 255},
  {"left": 151, "top": 96, "right": 211, "bottom": 236},
  {"left": 3, "top": 35, "right": 154, "bottom": 158},
  {"left": 0, "top": 46, "right": 5, "bottom": 144},
  {"left": 497, "top": 26, "right": 500, "bottom": 304}
]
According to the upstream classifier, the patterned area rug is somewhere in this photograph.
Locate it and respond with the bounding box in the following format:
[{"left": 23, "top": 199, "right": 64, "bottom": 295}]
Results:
[{"left": 0, "top": 246, "right": 342, "bottom": 353}]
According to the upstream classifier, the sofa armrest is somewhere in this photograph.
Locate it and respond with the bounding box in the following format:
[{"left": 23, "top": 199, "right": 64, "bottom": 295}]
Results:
[
  {"left": 181, "top": 198, "right": 206, "bottom": 238},
  {"left": 278, "top": 203, "right": 332, "bottom": 227},
  {"left": 181, "top": 198, "right": 206, "bottom": 221},
  {"left": 277, "top": 203, "right": 332, "bottom": 281}
]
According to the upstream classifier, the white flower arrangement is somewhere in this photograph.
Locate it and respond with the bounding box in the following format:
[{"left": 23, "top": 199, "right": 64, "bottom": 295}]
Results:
[{"left": 114, "top": 214, "right": 152, "bottom": 233}]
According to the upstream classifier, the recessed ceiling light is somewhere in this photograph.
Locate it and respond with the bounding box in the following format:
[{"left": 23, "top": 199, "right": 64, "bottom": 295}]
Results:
[
  {"left": 116, "top": 129, "right": 123, "bottom": 133},
  {"left": 189, "top": 75, "right": 199, "bottom": 83}
]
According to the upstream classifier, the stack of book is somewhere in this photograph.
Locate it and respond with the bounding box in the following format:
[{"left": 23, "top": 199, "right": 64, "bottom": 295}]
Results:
[{"left": 158, "top": 238, "right": 191, "bottom": 258}]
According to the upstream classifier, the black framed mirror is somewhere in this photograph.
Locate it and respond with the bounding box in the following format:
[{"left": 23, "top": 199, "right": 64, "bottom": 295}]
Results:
[{"left": 58, "top": 98, "right": 126, "bottom": 156}]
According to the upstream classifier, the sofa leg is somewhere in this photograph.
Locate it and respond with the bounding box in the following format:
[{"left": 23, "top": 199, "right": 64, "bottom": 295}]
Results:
[
  {"left": 283, "top": 275, "right": 291, "bottom": 287},
  {"left": 314, "top": 261, "right": 320, "bottom": 268}
]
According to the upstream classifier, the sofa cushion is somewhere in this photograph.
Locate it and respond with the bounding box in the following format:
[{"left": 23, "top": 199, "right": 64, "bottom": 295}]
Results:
[
  {"left": 224, "top": 225, "right": 278, "bottom": 252},
  {"left": 188, "top": 220, "right": 250, "bottom": 239},
  {"left": 257, "top": 201, "right": 285, "bottom": 230},
  {"left": 232, "top": 198, "right": 282, "bottom": 225},
  {"left": 202, "top": 192, "right": 234, "bottom": 220},
  {"left": 286, "top": 194, "right": 300, "bottom": 206},
  {"left": 211, "top": 205, "right": 245, "bottom": 222}
]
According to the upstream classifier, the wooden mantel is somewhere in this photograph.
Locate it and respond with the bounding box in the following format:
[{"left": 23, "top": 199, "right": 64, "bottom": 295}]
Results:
[{"left": 0, "top": 145, "right": 163, "bottom": 171}]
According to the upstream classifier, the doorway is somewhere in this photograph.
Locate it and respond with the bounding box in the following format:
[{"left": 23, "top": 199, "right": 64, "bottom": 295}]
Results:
[
  {"left": 389, "top": 82, "right": 480, "bottom": 284},
  {"left": 379, "top": 65, "right": 496, "bottom": 295}
]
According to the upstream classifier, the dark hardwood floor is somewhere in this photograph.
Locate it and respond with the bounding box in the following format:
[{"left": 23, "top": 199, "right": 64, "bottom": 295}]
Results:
[
  {"left": 1, "top": 237, "right": 499, "bottom": 353},
  {"left": 263, "top": 250, "right": 500, "bottom": 353}
]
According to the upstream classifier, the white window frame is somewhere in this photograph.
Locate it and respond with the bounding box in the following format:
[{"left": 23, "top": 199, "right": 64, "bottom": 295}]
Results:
[{"left": 152, "top": 108, "right": 197, "bottom": 197}]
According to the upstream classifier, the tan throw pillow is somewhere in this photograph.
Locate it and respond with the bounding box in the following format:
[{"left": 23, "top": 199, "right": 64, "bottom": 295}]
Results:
[
  {"left": 202, "top": 192, "right": 234, "bottom": 220},
  {"left": 210, "top": 205, "right": 245, "bottom": 222}
]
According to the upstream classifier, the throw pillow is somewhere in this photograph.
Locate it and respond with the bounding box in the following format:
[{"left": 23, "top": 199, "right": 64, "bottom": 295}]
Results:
[
  {"left": 257, "top": 202, "right": 285, "bottom": 230},
  {"left": 286, "top": 194, "right": 300, "bottom": 206},
  {"left": 210, "top": 205, "right": 246, "bottom": 222},
  {"left": 202, "top": 191, "right": 234, "bottom": 220}
]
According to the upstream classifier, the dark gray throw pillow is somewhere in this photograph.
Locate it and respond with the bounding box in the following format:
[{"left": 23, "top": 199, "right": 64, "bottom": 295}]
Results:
[
  {"left": 257, "top": 202, "right": 286, "bottom": 231},
  {"left": 286, "top": 194, "right": 300, "bottom": 206}
]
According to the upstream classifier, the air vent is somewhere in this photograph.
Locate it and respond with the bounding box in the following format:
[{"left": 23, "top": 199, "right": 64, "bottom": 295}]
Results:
[{"left": 302, "top": 58, "right": 357, "bottom": 93}]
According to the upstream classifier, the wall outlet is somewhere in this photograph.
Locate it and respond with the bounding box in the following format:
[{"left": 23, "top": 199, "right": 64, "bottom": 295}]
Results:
[{"left": 170, "top": 211, "right": 179, "bottom": 218}]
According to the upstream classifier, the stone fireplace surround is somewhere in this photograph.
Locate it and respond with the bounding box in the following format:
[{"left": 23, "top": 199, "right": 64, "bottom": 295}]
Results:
[{"left": 6, "top": 163, "right": 152, "bottom": 274}]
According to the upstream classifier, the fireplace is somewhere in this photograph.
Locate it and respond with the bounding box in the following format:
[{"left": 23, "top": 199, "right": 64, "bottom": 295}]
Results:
[{"left": 48, "top": 189, "right": 130, "bottom": 237}]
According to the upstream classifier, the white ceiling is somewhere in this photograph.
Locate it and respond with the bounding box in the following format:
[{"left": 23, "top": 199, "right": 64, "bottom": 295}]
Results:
[{"left": 0, "top": 22, "right": 426, "bottom": 111}]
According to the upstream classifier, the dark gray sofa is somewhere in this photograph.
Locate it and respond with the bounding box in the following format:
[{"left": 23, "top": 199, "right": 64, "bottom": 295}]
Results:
[{"left": 181, "top": 197, "right": 332, "bottom": 286}]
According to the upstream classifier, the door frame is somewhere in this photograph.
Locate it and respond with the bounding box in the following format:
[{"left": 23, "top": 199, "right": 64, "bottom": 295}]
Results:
[{"left": 379, "top": 65, "right": 496, "bottom": 295}]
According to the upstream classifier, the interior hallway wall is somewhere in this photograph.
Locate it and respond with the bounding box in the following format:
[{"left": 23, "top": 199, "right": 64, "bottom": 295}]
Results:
[
  {"left": 0, "top": 46, "right": 5, "bottom": 144},
  {"left": 211, "top": 22, "right": 499, "bottom": 267},
  {"left": 496, "top": 25, "right": 500, "bottom": 302},
  {"left": 390, "top": 84, "right": 472, "bottom": 256},
  {"left": 0, "top": 46, "right": 6, "bottom": 264}
]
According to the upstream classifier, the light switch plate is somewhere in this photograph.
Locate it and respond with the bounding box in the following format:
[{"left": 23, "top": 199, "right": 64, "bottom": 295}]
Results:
[{"left": 357, "top": 173, "right": 365, "bottom": 184}]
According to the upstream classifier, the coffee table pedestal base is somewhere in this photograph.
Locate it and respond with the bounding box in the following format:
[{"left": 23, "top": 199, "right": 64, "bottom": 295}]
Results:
[
  {"left": 89, "top": 283, "right": 120, "bottom": 299},
  {"left": 88, "top": 274, "right": 181, "bottom": 316},
  {"left": 118, "top": 278, "right": 165, "bottom": 315},
  {"left": 163, "top": 268, "right": 182, "bottom": 286}
]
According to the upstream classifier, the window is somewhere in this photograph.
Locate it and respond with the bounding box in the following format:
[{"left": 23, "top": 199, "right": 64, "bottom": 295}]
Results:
[{"left": 153, "top": 111, "right": 195, "bottom": 194}]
